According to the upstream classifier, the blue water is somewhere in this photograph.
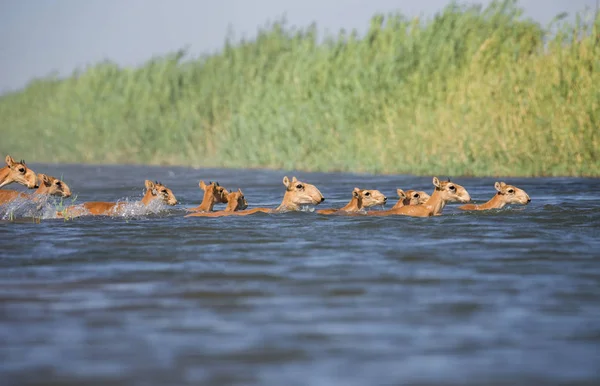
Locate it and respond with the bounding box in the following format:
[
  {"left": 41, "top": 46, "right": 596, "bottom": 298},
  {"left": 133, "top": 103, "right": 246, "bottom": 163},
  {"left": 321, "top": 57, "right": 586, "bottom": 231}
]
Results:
[{"left": 1, "top": 163, "right": 599, "bottom": 385}]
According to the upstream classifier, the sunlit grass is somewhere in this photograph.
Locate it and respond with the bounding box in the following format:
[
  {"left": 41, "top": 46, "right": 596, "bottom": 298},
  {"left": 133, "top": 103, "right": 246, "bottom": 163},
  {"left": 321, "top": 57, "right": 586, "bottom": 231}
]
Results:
[{"left": 1, "top": 0, "right": 598, "bottom": 176}]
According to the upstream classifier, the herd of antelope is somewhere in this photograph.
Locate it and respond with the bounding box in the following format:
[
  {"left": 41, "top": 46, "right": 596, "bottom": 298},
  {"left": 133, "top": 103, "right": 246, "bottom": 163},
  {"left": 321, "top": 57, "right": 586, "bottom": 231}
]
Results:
[{"left": 0, "top": 155, "right": 531, "bottom": 219}]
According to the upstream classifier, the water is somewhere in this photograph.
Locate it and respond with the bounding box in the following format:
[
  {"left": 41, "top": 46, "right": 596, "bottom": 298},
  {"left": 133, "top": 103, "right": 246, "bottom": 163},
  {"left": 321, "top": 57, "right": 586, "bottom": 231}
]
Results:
[{"left": 1, "top": 163, "right": 599, "bottom": 386}]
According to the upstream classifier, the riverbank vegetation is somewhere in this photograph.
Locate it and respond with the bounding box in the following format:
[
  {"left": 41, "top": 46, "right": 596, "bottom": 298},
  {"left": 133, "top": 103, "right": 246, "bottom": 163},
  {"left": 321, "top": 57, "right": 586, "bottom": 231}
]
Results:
[{"left": 1, "top": 0, "right": 598, "bottom": 176}]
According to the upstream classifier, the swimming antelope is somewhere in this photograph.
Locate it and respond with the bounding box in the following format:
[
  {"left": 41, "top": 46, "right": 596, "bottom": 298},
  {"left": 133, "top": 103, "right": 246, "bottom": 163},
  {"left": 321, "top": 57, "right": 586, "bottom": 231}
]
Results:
[
  {"left": 459, "top": 182, "right": 530, "bottom": 211},
  {"left": 366, "top": 177, "right": 471, "bottom": 217},
  {"left": 186, "top": 176, "right": 325, "bottom": 217},
  {"left": 57, "top": 180, "right": 177, "bottom": 217},
  {"left": 185, "top": 189, "right": 248, "bottom": 217},
  {"left": 391, "top": 189, "right": 430, "bottom": 209},
  {"left": 0, "top": 155, "right": 38, "bottom": 189},
  {"left": 317, "top": 188, "right": 386, "bottom": 214},
  {"left": 0, "top": 174, "right": 71, "bottom": 205},
  {"left": 187, "top": 180, "right": 229, "bottom": 212}
]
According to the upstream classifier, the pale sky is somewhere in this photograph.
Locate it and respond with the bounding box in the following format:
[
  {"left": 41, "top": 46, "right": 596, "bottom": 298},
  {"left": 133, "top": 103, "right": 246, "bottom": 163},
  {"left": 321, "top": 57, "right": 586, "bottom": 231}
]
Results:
[{"left": 0, "top": 0, "right": 596, "bottom": 92}]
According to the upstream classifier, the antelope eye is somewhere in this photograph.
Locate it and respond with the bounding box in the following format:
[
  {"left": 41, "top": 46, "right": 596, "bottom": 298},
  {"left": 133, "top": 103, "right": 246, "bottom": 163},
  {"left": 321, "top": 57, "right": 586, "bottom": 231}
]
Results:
[
  {"left": 414, "top": 194, "right": 419, "bottom": 198},
  {"left": 18, "top": 168, "right": 25, "bottom": 173},
  {"left": 55, "top": 181, "right": 62, "bottom": 186},
  {"left": 161, "top": 189, "right": 167, "bottom": 193},
  {"left": 365, "top": 192, "right": 370, "bottom": 196},
  {"left": 296, "top": 184, "right": 303, "bottom": 189},
  {"left": 449, "top": 185, "right": 456, "bottom": 191},
  {"left": 508, "top": 189, "right": 514, "bottom": 194}
]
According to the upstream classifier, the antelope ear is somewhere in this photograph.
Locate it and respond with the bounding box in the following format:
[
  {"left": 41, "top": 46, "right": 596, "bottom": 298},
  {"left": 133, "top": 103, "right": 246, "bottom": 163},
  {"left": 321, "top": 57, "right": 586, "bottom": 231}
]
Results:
[
  {"left": 39, "top": 174, "right": 51, "bottom": 187},
  {"left": 199, "top": 180, "right": 207, "bottom": 190},
  {"left": 432, "top": 177, "right": 441, "bottom": 188},
  {"left": 215, "top": 182, "right": 220, "bottom": 187},
  {"left": 352, "top": 187, "right": 361, "bottom": 198},
  {"left": 282, "top": 176, "right": 291, "bottom": 189},
  {"left": 238, "top": 188, "right": 242, "bottom": 194},
  {"left": 5, "top": 155, "right": 15, "bottom": 167},
  {"left": 396, "top": 188, "right": 406, "bottom": 199},
  {"left": 291, "top": 176, "right": 298, "bottom": 183},
  {"left": 494, "top": 182, "right": 502, "bottom": 192}
]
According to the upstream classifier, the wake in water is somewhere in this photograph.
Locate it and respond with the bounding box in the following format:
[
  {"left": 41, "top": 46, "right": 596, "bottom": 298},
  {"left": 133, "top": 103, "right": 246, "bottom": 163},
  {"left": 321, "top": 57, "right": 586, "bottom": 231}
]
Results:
[
  {"left": 104, "top": 198, "right": 172, "bottom": 218},
  {"left": 1, "top": 196, "right": 173, "bottom": 221},
  {"left": 0, "top": 195, "right": 63, "bottom": 221},
  {"left": 58, "top": 198, "right": 173, "bottom": 220}
]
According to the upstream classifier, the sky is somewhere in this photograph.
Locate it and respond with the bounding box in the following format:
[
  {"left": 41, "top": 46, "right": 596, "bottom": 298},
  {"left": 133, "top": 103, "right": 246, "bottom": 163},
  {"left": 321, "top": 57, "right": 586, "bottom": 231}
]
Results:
[{"left": 0, "top": 0, "right": 597, "bottom": 92}]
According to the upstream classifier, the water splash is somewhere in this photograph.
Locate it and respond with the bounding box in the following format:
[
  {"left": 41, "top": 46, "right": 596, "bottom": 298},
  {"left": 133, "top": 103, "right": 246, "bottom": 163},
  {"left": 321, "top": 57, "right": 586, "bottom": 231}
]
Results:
[
  {"left": 59, "top": 199, "right": 172, "bottom": 220},
  {"left": 0, "top": 194, "right": 58, "bottom": 221},
  {"left": 1, "top": 196, "right": 172, "bottom": 221},
  {"left": 107, "top": 198, "right": 170, "bottom": 218}
]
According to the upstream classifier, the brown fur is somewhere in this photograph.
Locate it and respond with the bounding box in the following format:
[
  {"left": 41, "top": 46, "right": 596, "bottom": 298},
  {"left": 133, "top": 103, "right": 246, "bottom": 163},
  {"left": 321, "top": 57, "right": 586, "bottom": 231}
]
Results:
[
  {"left": 223, "top": 189, "right": 248, "bottom": 212},
  {"left": 58, "top": 180, "right": 177, "bottom": 217},
  {"left": 187, "top": 176, "right": 325, "bottom": 218},
  {"left": 187, "top": 180, "right": 229, "bottom": 212},
  {"left": 392, "top": 189, "right": 430, "bottom": 209},
  {"left": 366, "top": 177, "right": 471, "bottom": 217},
  {"left": 0, "top": 155, "right": 38, "bottom": 189},
  {"left": 459, "top": 182, "right": 530, "bottom": 211},
  {"left": 274, "top": 176, "right": 325, "bottom": 212},
  {"left": 185, "top": 189, "right": 248, "bottom": 217},
  {"left": 317, "top": 188, "right": 386, "bottom": 215},
  {"left": 0, "top": 174, "right": 71, "bottom": 205}
]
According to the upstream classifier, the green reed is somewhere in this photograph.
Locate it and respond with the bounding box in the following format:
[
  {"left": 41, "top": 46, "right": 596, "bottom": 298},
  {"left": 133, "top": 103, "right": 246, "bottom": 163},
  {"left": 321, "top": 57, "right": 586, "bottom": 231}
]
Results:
[{"left": 1, "top": 0, "right": 598, "bottom": 176}]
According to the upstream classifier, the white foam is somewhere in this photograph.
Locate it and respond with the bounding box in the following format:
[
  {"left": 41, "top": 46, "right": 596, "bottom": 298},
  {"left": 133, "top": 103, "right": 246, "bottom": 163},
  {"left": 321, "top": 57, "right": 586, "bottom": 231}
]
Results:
[
  {"left": 0, "top": 194, "right": 58, "bottom": 220},
  {"left": 1, "top": 195, "right": 171, "bottom": 221},
  {"left": 106, "top": 198, "right": 169, "bottom": 218},
  {"left": 299, "top": 205, "right": 316, "bottom": 213}
]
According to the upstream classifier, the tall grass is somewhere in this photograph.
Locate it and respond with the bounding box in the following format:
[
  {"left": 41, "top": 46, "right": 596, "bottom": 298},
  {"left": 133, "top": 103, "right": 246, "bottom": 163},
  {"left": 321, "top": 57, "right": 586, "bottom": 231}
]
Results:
[{"left": 1, "top": 0, "right": 598, "bottom": 176}]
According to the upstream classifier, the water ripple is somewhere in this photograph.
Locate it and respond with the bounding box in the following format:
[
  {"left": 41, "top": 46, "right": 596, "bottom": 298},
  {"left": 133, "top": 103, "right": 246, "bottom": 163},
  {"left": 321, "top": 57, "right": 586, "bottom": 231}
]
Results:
[{"left": 1, "top": 165, "right": 599, "bottom": 385}]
